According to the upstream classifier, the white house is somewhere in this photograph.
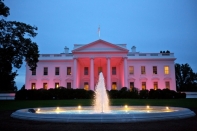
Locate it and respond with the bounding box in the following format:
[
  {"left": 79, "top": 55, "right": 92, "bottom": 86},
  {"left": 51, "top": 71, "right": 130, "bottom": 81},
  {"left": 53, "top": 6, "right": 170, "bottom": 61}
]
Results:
[{"left": 25, "top": 39, "right": 176, "bottom": 91}]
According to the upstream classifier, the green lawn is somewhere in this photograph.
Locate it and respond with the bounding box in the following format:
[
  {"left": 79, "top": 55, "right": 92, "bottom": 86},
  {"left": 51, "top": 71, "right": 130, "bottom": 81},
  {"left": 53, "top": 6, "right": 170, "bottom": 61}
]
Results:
[{"left": 0, "top": 99, "right": 197, "bottom": 111}]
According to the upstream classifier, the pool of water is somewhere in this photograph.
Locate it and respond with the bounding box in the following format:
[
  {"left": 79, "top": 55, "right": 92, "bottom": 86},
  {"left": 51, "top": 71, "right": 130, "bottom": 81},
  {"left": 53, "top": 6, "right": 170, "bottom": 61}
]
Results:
[
  {"left": 11, "top": 106, "right": 195, "bottom": 123},
  {"left": 36, "top": 106, "right": 175, "bottom": 114}
]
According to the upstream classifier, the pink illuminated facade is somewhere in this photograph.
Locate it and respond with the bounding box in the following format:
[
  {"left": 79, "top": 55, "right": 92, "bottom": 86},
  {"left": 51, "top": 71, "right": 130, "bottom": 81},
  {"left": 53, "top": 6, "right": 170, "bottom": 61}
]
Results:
[{"left": 25, "top": 39, "right": 176, "bottom": 91}]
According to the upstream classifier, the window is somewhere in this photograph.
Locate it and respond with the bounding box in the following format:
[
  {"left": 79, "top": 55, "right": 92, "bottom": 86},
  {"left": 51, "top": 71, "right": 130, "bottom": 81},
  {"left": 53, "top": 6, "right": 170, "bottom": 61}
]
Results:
[
  {"left": 112, "top": 67, "right": 116, "bottom": 75},
  {"left": 153, "top": 82, "right": 158, "bottom": 90},
  {"left": 129, "top": 66, "right": 134, "bottom": 74},
  {"left": 31, "top": 83, "right": 36, "bottom": 89},
  {"left": 84, "top": 67, "right": 88, "bottom": 75},
  {"left": 84, "top": 82, "right": 89, "bottom": 90},
  {"left": 153, "top": 66, "right": 157, "bottom": 74},
  {"left": 43, "top": 83, "right": 47, "bottom": 89},
  {"left": 67, "top": 67, "right": 71, "bottom": 75},
  {"left": 55, "top": 83, "right": 59, "bottom": 88},
  {"left": 164, "top": 66, "right": 169, "bottom": 74},
  {"left": 165, "top": 81, "right": 170, "bottom": 89},
  {"left": 67, "top": 82, "right": 71, "bottom": 89},
  {"left": 55, "top": 67, "right": 59, "bottom": 75},
  {"left": 142, "top": 82, "right": 146, "bottom": 90},
  {"left": 141, "top": 66, "right": 146, "bottom": 74},
  {"left": 98, "top": 67, "right": 102, "bottom": 75},
  {"left": 32, "top": 69, "right": 36, "bottom": 75},
  {"left": 44, "top": 67, "right": 48, "bottom": 75},
  {"left": 130, "top": 82, "right": 134, "bottom": 91},
  {"left": 112, "top": 82, "right": 117, "bottom": 90}
]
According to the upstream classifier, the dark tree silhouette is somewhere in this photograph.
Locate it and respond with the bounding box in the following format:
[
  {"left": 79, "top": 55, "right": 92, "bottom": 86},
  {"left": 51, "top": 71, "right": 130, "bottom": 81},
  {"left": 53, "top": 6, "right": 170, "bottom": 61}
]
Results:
[
  {"left": 0, "top": 0, "right": 39, "bottom": 91},
  {"left": 175, "top": 63, "right": 197, "bottom": 91}
]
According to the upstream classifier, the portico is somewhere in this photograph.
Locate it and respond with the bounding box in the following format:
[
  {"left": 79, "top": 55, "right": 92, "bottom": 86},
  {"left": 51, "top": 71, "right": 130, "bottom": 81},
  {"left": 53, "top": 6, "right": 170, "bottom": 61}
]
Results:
[
  {"left": 73, "top": 56, "right": 128, "bottom": 90},
  {"left": 72, "top": 40, "right": 129, "bottom": 90}
]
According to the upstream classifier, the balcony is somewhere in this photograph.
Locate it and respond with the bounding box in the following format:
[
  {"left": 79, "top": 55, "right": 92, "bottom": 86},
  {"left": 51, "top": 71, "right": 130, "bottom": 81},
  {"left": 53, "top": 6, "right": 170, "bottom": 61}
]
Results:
[
  {"left": 39, "top": 53, "right": 73, "bottom": 60},
  {"left": 127, "top": 53, "right": 175, "bottom": 59}
]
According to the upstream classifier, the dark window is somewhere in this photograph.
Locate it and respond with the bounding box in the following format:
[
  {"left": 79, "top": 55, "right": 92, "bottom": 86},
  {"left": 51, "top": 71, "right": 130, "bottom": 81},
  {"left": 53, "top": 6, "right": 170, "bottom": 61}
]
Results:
[
  {"left": 31, "top": 83, "right": 36, "bottom": 89},
  {"left": 43, "top": 83, "right": 47, "bottom": 89},
  {"left": 129, "top": 66, "right": 134, "bottom": 74},
  {"left": 84, "top": 67, "right": 88, "bottom": 75},
  {"left": 55, "top": 83, "right": 59, "bottom": 88},
  {"left": 130, "top": 82, "right": 134, "bottom": 91},
  {"left": 153, "top": 66, "right": 157, "bottom": 74},
  {"left": 67, "top": 82, "right": 71, "bottom": 89},
  {"left": 67, "top": 67, "right": 71, "bottom": 75},
  {"left": 112, "top": 67, "right": 116, "bottom": 75},
  {"left": 44, "top": 67, "right": 48, "bottom": 75},
  {"left": 55, "top": 67, "right": 59, "bottom": 75},
  {"left": 141, "top": 66, "right": 146, "bottom": 74},
  {"left": 32, "top": 69, "right": 36, "bottom": 75},
  {"left": 165, "top": 81, "right": 170, "bottom": 89}
]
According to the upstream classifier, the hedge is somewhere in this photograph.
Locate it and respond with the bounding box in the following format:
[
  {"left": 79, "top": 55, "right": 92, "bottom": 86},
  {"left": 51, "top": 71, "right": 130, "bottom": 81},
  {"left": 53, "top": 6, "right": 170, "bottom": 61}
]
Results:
[{"left": 15, "top": 87, "right": 186, "bottom": 100}]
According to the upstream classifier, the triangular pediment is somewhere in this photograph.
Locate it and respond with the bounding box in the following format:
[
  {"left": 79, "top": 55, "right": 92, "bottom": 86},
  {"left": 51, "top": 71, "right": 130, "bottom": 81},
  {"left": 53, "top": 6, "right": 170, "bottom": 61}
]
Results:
[{"left": 72, "top": 39, "right": 129, "bottom": 53}]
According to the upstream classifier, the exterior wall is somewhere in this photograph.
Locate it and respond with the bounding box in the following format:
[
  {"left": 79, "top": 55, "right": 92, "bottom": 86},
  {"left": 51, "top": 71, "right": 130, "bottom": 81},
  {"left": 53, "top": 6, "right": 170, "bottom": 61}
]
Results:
[
  {"left": 127, "top": 59, "right": 176, "bottom": 91},
  {"left": 26, "top": 60, "right": 74, "bottom": 89},
  {"left": 25, "top": 40, "right": 176, "bottom": 91},
  {"left": 26, "top": 57, "right": 176, "bottom": 91}
]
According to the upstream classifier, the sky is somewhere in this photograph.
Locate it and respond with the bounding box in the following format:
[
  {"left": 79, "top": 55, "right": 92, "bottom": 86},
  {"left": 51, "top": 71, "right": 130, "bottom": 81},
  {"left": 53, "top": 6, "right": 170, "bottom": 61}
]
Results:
[{"left": 3, "top": 0, "right": 197, "bottom": 90}]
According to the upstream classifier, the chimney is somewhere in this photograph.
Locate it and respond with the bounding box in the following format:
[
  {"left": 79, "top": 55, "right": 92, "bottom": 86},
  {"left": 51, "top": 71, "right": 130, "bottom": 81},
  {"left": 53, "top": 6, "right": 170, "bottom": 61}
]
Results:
[
  {"left": 131, "top": 46, "right": 136, "bottom": 52},
  {"left": 64, "top": 46, "right": 69, "bottom": 54}
]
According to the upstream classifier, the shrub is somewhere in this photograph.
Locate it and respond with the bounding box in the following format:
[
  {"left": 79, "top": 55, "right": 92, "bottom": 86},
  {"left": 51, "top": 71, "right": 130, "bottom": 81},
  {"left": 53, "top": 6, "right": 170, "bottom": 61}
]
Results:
[
  {"left": 139, "top": 90, "right": 149, "bottom": 99},
  {"left": 149, "top": 89, "right": 163, "bottom": 99},
  {"left": 15, "top": 87, "right": 185, "bottom": 100},
  {"left": 15, "top": 88, "right": 95, "bottom": 100}
]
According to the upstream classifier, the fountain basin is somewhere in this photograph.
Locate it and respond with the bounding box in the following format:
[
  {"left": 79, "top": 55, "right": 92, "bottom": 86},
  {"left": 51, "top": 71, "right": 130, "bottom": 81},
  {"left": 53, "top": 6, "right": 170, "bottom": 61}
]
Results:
[{"left": 11, "top": 106, "right": 195, "bottom": 123}]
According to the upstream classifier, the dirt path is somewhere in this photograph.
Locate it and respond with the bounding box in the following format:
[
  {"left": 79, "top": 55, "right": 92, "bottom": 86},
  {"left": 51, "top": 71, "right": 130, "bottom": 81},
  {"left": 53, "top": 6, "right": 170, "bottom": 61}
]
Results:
[{"left": 0, "top": 108, "right": 197, "bottom": 131}]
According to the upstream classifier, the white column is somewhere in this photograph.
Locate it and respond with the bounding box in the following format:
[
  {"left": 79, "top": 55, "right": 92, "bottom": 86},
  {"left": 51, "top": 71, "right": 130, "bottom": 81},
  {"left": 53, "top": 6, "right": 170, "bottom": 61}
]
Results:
[
  {"left": 90, "top": 58, "right": 94, "bottom": 90},
  {"left": 107, "top": 58, "right": 111, "bottom": 90},
  {"left": 124, "top": 57, "right": 128, "bottom": 88},
  {"left": 73, "top": 58, "right": 77, "bottom": 89}
]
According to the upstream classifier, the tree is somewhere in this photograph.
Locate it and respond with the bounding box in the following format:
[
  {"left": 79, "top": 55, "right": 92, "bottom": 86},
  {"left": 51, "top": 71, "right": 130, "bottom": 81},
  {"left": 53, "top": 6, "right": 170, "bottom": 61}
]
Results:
[
  {"left": 175, "top": 63, "right": 197, "bottom": 91},
  {"left": 166, "top": 50, "right": 170, "bottom": 53},
  {"left": 0, "top": 0, "right": 39, "bottom": 91}
]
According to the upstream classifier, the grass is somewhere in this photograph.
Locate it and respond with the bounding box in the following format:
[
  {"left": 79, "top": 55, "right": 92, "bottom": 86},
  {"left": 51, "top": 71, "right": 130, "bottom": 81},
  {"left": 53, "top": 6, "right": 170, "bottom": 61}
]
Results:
[{"left": 0, "top": 99, "right": 197, "bottom": 111}]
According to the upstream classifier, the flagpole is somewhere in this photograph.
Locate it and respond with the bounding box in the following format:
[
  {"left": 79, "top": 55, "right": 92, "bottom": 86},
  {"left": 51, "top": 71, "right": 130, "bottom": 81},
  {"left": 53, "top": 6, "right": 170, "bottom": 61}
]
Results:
[{"left": 98, "top": 25, "right": 100, "bottom": 39}]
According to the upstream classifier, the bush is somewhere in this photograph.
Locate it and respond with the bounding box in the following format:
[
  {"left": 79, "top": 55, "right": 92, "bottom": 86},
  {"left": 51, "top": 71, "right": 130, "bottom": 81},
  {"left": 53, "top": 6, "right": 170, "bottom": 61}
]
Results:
[
  {"left": 139, "top": 90, "right": 149, "bottom": 99},
  {"left": 149, "top": 89, "right": 162, "bottom": 99},
  {"left": 15, "top": 88, "right": 95, "bottom": 100},
  {"left": 15, "top": 87, "right": 186, "bottom": 100}
]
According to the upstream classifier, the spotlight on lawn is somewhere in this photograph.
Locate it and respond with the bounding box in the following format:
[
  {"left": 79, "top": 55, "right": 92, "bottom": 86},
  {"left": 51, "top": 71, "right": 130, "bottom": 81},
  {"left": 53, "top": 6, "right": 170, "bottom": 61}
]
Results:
[{"left": 78, "top": 105, "right": 81, "bottom": 109}]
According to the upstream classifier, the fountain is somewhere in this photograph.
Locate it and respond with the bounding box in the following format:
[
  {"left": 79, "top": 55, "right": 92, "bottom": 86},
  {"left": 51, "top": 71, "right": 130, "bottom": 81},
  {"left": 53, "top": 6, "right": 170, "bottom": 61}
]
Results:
[
  {"left": 94, "top": 72, "right": 110, "bottom": 113},
  {"left": 11, "top": 72, "right": 195, "bottom": 123}
]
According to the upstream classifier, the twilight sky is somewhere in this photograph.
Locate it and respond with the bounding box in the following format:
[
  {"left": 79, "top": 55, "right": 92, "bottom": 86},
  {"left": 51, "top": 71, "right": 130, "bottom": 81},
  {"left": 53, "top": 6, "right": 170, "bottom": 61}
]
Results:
[{"left": 4, "top": 0, "right": 197, "bottom": 89}]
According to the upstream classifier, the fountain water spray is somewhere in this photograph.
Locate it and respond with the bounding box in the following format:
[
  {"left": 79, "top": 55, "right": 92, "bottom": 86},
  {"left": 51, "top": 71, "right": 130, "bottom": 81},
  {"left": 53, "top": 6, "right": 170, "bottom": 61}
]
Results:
[{"left": 94, "top": 72, "right": 110, "bottom": 113}]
